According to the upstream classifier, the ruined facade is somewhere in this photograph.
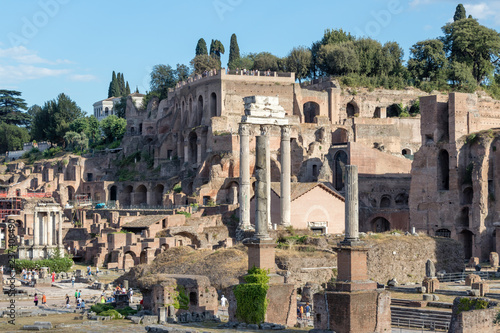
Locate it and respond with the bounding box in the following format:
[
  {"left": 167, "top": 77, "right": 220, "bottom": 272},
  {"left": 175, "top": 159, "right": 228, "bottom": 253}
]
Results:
[{"left": 409, "top": 92, "right": 500, "bottom": 260}]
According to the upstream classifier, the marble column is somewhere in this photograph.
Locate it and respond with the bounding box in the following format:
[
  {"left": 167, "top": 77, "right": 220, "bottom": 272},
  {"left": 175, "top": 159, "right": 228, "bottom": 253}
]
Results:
[
  {"left": 254, "top": 135, "right": 270, "bottom": 240},
  {"left": 343, "top": 165, "right": 359, "bottom": 244},
  {"left": 47, "top": 213, "right": 53, "bottom": 246},
  {"left": 33, "top": 211, "right": 38, "bottom": 246},
  {"left": 238, "top": 124, "right": 251, "bottom": 230},
  {"left": 58, "top": 212, "right": 63, "bottom": 246},
  {"left": 261, "top": 125, "right": 272, "bottom": 228},
  {"left": 280, "top": 125, "right": 291, "bottom": 227}
]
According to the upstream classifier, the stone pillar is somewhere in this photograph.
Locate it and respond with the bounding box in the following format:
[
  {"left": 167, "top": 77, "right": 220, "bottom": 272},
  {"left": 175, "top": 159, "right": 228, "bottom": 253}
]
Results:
[
  {"left": 33, "top": 211, "right": 38, "bottom": 246},
  {"left": 58, "top": 212, "right": 63, "bottom": 246},
  {"left": 343, "top": 165, "right": 359, "bottom": 245},
  {"left": 238, "top": 124, "right": 251, "bottom": 230},
  {"left": 261, "top": 125, "right": 272, "bottom": 228},
  {"left": 123, "top": 279, "right": 129, "bottom": 290},
  {"left": 47, "top": 213, "right": 53, "bottom": 246},
  {"left": 280, "top": 125, "right": 291, "bottom": 227},
  {"left": 255, "top": 134, "right": 270, "bottom": 239}
]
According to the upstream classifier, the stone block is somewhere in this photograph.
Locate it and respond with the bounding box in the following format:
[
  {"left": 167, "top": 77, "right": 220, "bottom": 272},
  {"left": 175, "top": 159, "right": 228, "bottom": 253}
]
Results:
[
  {"left": 21, "top": 326, "right": 42, "bottom": 331},
  {"left": 468, "top": 257, "right": 480, "bottom": 267},
  {"left": 490, "top": 252, "right": 499, "bottom": 268},
  {"left": 465, "top": 274, "right": 481, "bottom": 286},
  {"left": 471, "top": 282, "right": 490, "bottom": 296},
  {"left": 33, "top": 322, "right": 52, "bottom": 329},
  {"left": 142, "top": 315, "right": 158, "bottom": 325},
  {"left": 422, "top": 277, "right": 440, "bottom": 293}
]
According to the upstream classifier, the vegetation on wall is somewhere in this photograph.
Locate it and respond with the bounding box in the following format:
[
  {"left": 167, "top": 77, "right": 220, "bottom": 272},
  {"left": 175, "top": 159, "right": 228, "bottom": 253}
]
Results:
[{"left": 233, "top": 267, "right": 270, "bottom": 324}]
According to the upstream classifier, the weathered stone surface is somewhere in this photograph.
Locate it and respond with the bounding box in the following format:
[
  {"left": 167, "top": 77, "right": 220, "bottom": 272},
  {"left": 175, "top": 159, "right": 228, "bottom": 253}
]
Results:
[
  {"left": 142, "top": 315, "right": 158, "bottom": 325},
  {"left": 449, "top": 297, "right": 497, "bottom": 333},
  {"left": 425, "top": 259, "right": 436, "bottom": 278},
  {"left": 490, "top": 252, "right": 499, "bottom": 267}
]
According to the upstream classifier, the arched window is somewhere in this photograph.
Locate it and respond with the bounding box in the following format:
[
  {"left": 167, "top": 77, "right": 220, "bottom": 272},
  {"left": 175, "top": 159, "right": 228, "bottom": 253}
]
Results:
[
  {"left": 303, "top": 102, "right": 319, "bottom": 123},
  {"left": 380, "top": 195, "right": 391, "bottom": 208},
  {"left": 346, "top": 101, "right": 359, "bottom": 118}
]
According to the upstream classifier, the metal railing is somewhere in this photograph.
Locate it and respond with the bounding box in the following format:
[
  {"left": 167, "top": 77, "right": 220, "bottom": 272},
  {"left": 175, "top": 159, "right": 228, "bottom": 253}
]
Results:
[
  {"left": 393, "top": 318, "right": 449, "bottom": 332},
  {"left": 437, "top": 271, "right": 494, "bottom": 282}
]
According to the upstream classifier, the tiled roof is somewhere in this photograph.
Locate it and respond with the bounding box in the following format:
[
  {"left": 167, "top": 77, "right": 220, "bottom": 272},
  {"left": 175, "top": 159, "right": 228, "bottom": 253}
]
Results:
[{"left": 270, "top": 182, "right": 344, "bottom": 202}]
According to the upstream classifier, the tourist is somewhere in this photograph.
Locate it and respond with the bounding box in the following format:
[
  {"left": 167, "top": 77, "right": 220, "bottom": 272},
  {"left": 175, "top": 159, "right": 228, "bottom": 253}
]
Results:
[
  {"left": 220, "top": 294, "right": 227, "bottom": 307},
  {"left": 71, "top": 275, "right": 75, "bottom": 287},
  {"left": 100, "top": 294, "right": 106, "bottom": 304},
  {"left": 128, "top": 288, "right": 134, "bottom": 302},
  {"left": 299, "top": 305, "right": 304, "bottom": 319},
  {"left": 34, "top": 293, "right": 39, "bottom": 306},
  {"left": 65, "top": 294, "right": 70, "bottom": 308},
  {"left": 74, "top": 290, "right": 78, "bottom": 302},
  {"left": 51, "top": 271, "right": 55, "bottom": 283},
  {"left": 42, "top": 293, "right": 47, "bottom": 305},
  {"left": 305, "top": 302, "right": 311, "bottom": 319},
  {"left": 78, "top": 290, "right": 82, "bottom": 299},
  {"left": 96, "top": 267, "right": 99, "bottom": 275},
  {"left": 81, "top": 299, "right": 86, "bottom": 309},
  {"left": 87, "top": 266, "right": 91, "bottom": 276},
  {"left": 0, "top": 265, "right": 3, "bottom": 275}
]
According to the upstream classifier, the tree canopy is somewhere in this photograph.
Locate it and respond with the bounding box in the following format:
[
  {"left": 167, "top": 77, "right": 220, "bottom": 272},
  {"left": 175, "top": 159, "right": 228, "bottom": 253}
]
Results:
[
  {"left": 0, "top": 90, "right": 30, "bottom": 126},
  {"left": 454, "top": 4, "right": 466, "bottom": 22},
  {"left": 107, "top": 71, "right": 130, "bottom": 98},
  {"left": 228, "top": 33, "right": 240, "bottom": 70},
  {"left": 195, "top": 38, "right": 208, "bottom": 56}
]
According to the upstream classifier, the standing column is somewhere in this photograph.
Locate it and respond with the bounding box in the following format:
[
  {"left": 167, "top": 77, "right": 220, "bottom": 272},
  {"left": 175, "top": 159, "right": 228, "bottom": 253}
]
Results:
[
  {"left": 238, "top": 124, "right": 251, "bottom": 230},
  {"left": 58, "top": 212, "right": 63, "bottom": 246},
  {"left": 47, "top": 213, "right": 53, "bottom": 246},
  {"left": 33, "top": 211, "right": 38, "bottom": 246},
  {"left": 343, "top": 165, "right": 359, "bottom": 244},
  {"left": 41, "top": 214, "right": 46, "bottom": 245},
  {"left": 254, "top": 135, "right": 270, "bottom": 240},
  {"left": 280, "top": 125, "right": 291, "bottom": 227},
  {"left": 261, "top": 125, "right": 272, "bottom": 228}
]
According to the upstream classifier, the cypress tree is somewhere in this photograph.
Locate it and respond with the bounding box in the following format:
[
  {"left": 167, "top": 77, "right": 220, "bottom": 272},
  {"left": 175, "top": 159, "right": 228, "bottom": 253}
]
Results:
[
  {"left": 108, "top": 71, "right": 117, "bottom": 98},
  {"left": 228, "top": 33, "right": 240, "bottom": 70},
  {"left": 195, "top": 38, "right": 208, "bottom": 56},
  {"left": 454, "top": 4, "right": 466, "bottom": 21},
  {"left": 135, "top": 86, "right": 139, "bottom": 93},
  {"left": 118, "top": 73, "right": 125, "bottom": 96},
  {"left": 125, "top": 81, "right": 131, "bottom": 95}
]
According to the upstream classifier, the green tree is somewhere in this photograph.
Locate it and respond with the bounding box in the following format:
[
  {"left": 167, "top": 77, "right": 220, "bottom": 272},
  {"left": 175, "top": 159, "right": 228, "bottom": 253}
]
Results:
[
  {"left": 232, "top": 54, "right": 255, "bottom": 71},
  {"left": 31, "top": 93, "right": 83, "bottom": 145},
  {"left": 64, "top": 131, "right": 88, "bottom": 152},
  {"left": 108, "top": 71, "right": 119, "bottom": 98},
  {"left": 176, "top": 64, "right": 191, "bottom": 82},
  {"left": 380, "top": 41, "right": 405, "bottom": 76},
  {"left": 0, "top": 122, "right": 30, "bottom": 154},
  {"left": 354, "top": 38, "right": 383, "bottom": 76},
  {"left": 195, "top": 38, "right": 208, "bottom": 56},
  {"left": 454, "top": 4, "right": 466, "bottom": 22},
  {"left": 442, "top": 18, "right": 500, "bottom": 83},
  {"left": 209, "top": 39, "right": 225, "bottom": 66},
  {"left": 114, "top": 96, "right": 127, "bottom": 119},
  {"left": 190, "top": 54, "right": 221, "bottom": 74},
  {"left": 285, "top": 47, "right": 312, "bottom": 83},
  {"left": 317, "top": 42, "right": 359, "bottom": 76},
  {"left": 150, "top": 64, "right": 178, "bottom": 100},
  {"left": 0, "top": 90, "right": 30, "bottom": 126},
  {"left": 118, "top": 73, "right": 126, "bottom": 96},
  {"left": 100, "top": 115, "right": 126, "bottom": 143},
  {"left": 86, "top": 115, "right": 100, "bottom": 144},
  {"left": 311, "top": 29, "right": 355, "bottom": 77},
  {"left": 228, "top": 33, "right": 240, "bottom": 70},
  {"left": 125, "top": 81, "right": 131, "bottom": 95},
  {"left": 408, "top": 39, "right": 448, "bottom": 83},
  {"left": 252, "top": 52, "right": 280, "bottom": 71},
  {"left": 448, "top": 61, "right": 477, "bottom": 92}
]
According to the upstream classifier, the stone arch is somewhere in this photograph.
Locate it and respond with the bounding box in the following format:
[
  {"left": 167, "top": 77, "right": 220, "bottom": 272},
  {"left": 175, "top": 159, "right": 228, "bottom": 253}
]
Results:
[
  {"left": 394, "top": 193, "right": 408, "bottom": 206},
  {"left": 189, "top": 132, "right": 198, "bottom": 164},
  {"left": 152, "top": 184, "right": 164, "bottom": 206},
  {"left": 458, "top": 230, "right": 474, "bottom": 259},
  {"left": 303, "top": 102, "right": 320, "bottom": 123},
  {"left": 346, "top": 101, "right": 359, "bottom": 118},
  {"left": 437, "top": 149, "right": 450, "bottom": 191},
  {"left": 172, "top": 231, "right": 201, "bottom": 248},
  {"left": 197, "top": 95, "right": 204, "bottom": 125},
  {"left": 134, "top": 185, "right": 147, "bottom": 206},
  {"left": 380, "top": 195, "right": 391, "bottom": 208},
  {"left": 462, "top": 187, "right": 473, "bottom": 205},
  {"left": 210, "top": 92, "right": 217, "bottom": 117},
  {"left": 436, "top": 228, "right": 451, "bottom": 238},
  {"left": 123, "top": 185, "right": 133, "bottom": 206},
  {"left": 123, "top": 251, "right": 137, "bottom": 270},
  {"left": 334, "top": 150, "right": 348, "bottom": 191},
  {"left": 67, "top": 186, "right": 75, "bottom": 201},
  {"left": 370, "top": 217, "right": 390, "bottom": 232},
  {"left": 161, "top": 243, "right": 169, "bottom": 252},
  {"left": 402, "top": 148, "right": 412, "bottom": 156},
  {"left": 109, "top": 185, "right": 117, "bottom": 201}
]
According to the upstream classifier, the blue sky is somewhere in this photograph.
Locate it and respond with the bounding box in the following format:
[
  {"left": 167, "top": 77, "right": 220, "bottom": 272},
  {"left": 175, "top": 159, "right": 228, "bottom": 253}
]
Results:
[{"left": 1, "top": 0, "right": 500, "bottom": 115}]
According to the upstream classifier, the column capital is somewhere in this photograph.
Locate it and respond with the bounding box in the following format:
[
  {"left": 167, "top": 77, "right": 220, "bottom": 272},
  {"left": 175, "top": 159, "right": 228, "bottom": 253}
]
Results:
[
  {"left": 238, "top": 123, "right": 251, "bottom": 136},
  {"left": 260, "top": 125, "right": 272, "bottom": 136},
  {"left": 281, "top": 125, "right": 292, "bottom": 139}
]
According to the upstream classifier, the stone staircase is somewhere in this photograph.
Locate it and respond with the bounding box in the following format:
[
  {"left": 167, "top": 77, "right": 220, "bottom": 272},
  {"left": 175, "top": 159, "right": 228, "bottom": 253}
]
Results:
[{"left": 391, "top": 306, "right": 452, "bottom": 331}]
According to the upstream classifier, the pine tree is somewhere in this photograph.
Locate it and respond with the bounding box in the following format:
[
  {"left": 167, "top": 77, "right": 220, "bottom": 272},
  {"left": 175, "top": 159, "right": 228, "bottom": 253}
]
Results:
[
  {"left": 135, "top": 86, "right": 139, "bottom": 93},
  {"left": 454, "top": 4, "right": 466, "bottom": 21},
  {"left": 125, "top": 81, "right": 131, "bottom": 95},
  {"left": 228, "top": 33, "right": 240, "bottom": 70},
  {"left": 108, "top": 71, "right": 117, "bottom": 98},
  {"left": 195, "top": 38, "right": 208, "bottom": 56}
]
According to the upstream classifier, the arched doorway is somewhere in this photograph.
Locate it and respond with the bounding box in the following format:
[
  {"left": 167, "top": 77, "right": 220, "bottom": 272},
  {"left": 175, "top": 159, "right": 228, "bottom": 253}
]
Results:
[
  {"left": 210, "top": 93, "right": 217, "bottom": 117},
  {"left": 123, "top": 185, "right": 133, "bottom": 206},
  {"left": 402, "top": 148, "right": 412, "bottom": 156},
  {"left": 370, "top": 217, "right": 390, "bottom": 232},
  {"left": 153, "top": 184, "right": 164, "bottom": 206},
  {"left": 346, "top": 101, "right": 359, "bottom": 118},
  {"left": 123, "top": 251, "right": 137, "bottom": 270},
  {"left": 458, "top": 230, "right": 474, "bottom": 260},
  {"left": 438, "top": 149, "right": 450, "bottom": 190},
  {"left": 189, "top": 132, "right": 198, "bottom": 164},
  {"left": 135, "top": 185, "right": 147, "bottom": 206},
  {"left": 67, "top": 186, "right": 75, "bottom": 201},
  {"left": 334, "top": 151, "right": 348, "bottom": 191},
  {"left": 109, "top": 185, "right": 117, "bottom": 201},
  {"left": 303, "top": 102, "right": 319, "bottom": 123}
]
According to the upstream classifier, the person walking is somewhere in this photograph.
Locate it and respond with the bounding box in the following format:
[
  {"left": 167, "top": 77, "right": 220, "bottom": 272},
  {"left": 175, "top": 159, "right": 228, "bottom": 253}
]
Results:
[
  {"left": 34, "top": 293, "right": 38, "bottom": 306},
  {"left": 42, "top": 294, "right": 47, "bottom": 305},
  {"left": 71, "top": 275, "right": 75, "bottom": 287},
  {"left": 305, "top": 303, "right": 311, "bottom": 320},
  {"left": 51, "top": 272, "right": 55, "bottom": 283},
  {"left": 299, "top": 305, "right": 304, "bottom": 319},
  {"left": 220, "top": 294, "right": 227, "bottom": 307},
  {"left": 65, "top": 294, "right": 70, "bottom": 308},
  {"left": 74, "top": 290, "right": 78, "bottom": 302}
]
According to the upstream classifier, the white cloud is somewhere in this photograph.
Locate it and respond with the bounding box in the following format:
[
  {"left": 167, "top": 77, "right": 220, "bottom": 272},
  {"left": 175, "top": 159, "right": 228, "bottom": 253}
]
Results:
[
  {"left": 464, "top": 3, "right": 491, "bottom": 20},
  {"left": 0, "top": 64, "right": 70, "bottom": 83},
  {"left": 0, "top": 46, "right": 71, "bottom": 65},
  {"left": 69, "top": 74, "right": 97, "bottom": 82}
]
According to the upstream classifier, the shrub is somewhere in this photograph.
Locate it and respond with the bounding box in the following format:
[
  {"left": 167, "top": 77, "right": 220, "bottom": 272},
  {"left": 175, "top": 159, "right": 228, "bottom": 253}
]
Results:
[
  {"left": 173, "top": 184, "right": 182, "bottom": 193},
  {"left": 176, "top": 211, "right": 191, "bottom": 218},
  {"left": 172, "top": 285, "right": 189, "bottom": 310},
  {"left": 90, "top": 303, "right": 114, "bottom": 314},
  {"left": 234, "top": 267, "right": 270, "bottom": 324},
  {"left": 13, "top": 256, "right": 73, "bottom": 273},
  {"left": 99, "top": 309, "right": 123, "bottom": 320}
]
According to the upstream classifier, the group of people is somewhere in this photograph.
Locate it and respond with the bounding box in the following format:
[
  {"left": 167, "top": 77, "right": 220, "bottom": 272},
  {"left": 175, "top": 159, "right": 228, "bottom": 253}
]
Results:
[
  {"left": 297, "top": 303, "right": 311, "bottom": 320},
  {"left": 87, "top": 265, "right": 99, "bottom": 276},
  {"left": 63, "top": 290, "right": 86, "bottom": 309},
  {"left": 229, "top": 68, "right": 274, "bottom": 76},
  {"left": 33, "top": 293, "right": 47, "bottom": 306},
  {"left": 21, "top": 269, "right": 39, "bottom": 286}
]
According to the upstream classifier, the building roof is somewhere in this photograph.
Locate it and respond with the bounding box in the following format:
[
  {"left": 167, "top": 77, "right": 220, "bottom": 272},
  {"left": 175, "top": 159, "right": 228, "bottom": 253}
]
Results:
[
  {"left": 121, "top": 215, "right": 167, "bottom": 228},
  {"left": 270, "top": 182, "right": 345, "bottom": 202}
]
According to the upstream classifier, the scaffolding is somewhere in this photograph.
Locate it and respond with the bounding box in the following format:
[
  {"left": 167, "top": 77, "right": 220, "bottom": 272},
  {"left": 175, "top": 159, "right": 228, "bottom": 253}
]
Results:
[{"left": 0, "top": 197, "right": 23, "bottom": 221}]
